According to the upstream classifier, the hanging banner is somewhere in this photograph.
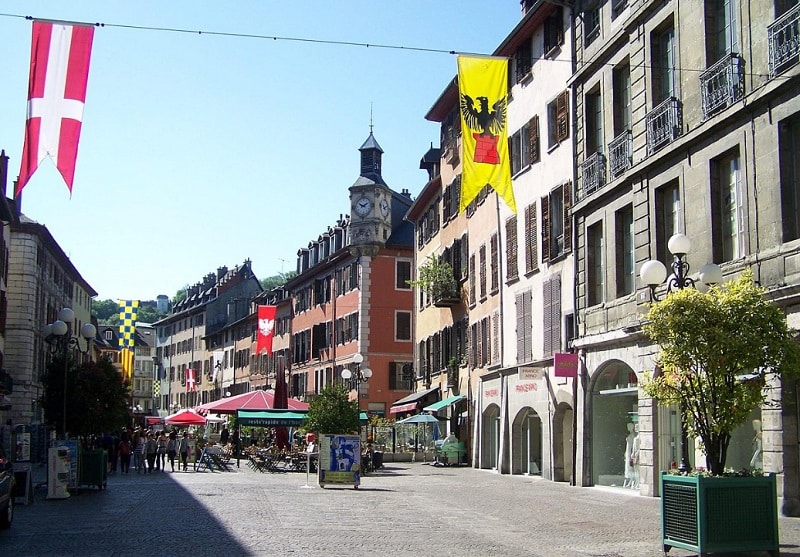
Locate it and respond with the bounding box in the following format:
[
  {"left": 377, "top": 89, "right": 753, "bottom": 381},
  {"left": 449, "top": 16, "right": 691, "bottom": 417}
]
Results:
[
  {"left": 554, "top": 352, "right": 578, "bottom": 378},
  {"left": 457, "top": 54, "right": 516, "bottom": 214},
  {"left": 257, "top": 305, "right": 277, "bottom": 354}
]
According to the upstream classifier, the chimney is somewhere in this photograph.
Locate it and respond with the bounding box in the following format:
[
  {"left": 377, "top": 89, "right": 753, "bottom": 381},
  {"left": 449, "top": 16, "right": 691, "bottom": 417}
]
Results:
[{"left": 217, "top": 266, "right": 228, "bottom": 280}]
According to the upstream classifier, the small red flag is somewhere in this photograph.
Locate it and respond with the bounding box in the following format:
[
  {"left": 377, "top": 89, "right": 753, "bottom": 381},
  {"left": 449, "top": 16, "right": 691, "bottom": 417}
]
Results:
[
  {"left": 17, "top": 21, "right": 94, "bottom": 196},
  {"left": 257, "top": 305, "right": 277, "bottom": 355}
]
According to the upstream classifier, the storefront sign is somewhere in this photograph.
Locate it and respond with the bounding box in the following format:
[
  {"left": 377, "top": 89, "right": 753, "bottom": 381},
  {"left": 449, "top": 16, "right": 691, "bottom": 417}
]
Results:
[
  {"left": 515, "top": 383, "right": 538, "bottom": 393},
  {"left": 518, "top": 366, "right": 545, "bottom": 380},
  {"left": 554, "top": 352, "right": 578, "bottom": 378},
  {"left": 484, "top": 388, "right": 499, "bottom": 398}
]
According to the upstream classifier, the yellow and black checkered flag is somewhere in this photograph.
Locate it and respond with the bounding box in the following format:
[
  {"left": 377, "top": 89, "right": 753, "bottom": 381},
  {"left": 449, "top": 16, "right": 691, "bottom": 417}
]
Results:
[
  {"left": 118, "top": 300, "right": 139, "bottom": 349},
  {"left": 153, "top": 379, "right": 160, "bottom": 397}
]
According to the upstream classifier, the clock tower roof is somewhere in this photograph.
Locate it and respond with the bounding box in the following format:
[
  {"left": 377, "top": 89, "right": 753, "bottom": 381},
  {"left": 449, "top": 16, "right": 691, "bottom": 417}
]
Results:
[{"left": 356, "top": 131, "right": 385, "bottom": 186}]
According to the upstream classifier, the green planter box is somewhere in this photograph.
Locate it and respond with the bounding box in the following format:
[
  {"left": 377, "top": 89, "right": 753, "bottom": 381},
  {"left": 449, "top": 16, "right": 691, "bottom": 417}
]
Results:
[
  {"left": 661, "top": 472, "right": 779, "bottom": 556},
  {"left": 78, "top": 449, "right": 107, "bottom": 491}
]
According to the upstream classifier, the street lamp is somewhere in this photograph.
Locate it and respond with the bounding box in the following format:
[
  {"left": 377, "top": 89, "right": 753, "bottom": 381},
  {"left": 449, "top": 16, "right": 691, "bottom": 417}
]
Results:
[
  {"left": 341, "top": 353, "right": 372, "bottom": 405},
  {"left": 44, "top": 307, "right": 96, "bottom": 439},
  {"left": 640, "top": 233, "right": 722, "bottom": 473}
]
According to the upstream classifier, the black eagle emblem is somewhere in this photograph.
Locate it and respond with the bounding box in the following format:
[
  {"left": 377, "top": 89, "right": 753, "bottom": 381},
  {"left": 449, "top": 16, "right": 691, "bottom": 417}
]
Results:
[{"left": 460, "top": 94, "right": 507, "bottom": 137}]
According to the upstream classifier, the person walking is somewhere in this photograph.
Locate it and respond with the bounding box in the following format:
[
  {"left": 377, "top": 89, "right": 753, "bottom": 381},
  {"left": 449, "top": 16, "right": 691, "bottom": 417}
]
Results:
[
  {"left": 145, "top": 433, "right": 158, "bottom": 473},
  {"left": 179, "top": 431, "right": 190, "bottom": 472},
  {"left": 156, "top": 431, "right": 168, "bottom": 471},
  {"left": 166, "top": 430, "right": 178, "bottom": 472},
  {"left": 133, "top": 431, "right": 146, "bottom": 474},
  {"left": 219, "top": 426, "right": 230, "bottom": 446},
  {"left": 119, "top": 436, "right": 132, "bottom": 474}
]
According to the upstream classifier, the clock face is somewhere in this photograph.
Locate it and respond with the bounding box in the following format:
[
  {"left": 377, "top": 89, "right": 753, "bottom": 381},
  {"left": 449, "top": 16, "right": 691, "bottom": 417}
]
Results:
[
  {"left": 379, "top": 199, "right": 390, "bottom": 217},
  {"left": 355, "top": 196, "right": 373, "bottom": 217}
]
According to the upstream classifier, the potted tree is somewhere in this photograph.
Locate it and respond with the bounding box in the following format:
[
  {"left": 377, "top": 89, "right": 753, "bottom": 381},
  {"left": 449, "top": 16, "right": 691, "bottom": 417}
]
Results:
[
  {"left": 643, "top": 270, "right": 800, "bottom": 556},
  {"left": 409, "top": 255, "right": 460, "bottom": 307}
]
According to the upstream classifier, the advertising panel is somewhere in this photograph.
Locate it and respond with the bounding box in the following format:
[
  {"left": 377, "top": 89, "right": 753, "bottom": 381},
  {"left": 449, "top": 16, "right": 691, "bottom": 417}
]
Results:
[{"left": 318, "top": 434, "right": 360, "bottom": 489}]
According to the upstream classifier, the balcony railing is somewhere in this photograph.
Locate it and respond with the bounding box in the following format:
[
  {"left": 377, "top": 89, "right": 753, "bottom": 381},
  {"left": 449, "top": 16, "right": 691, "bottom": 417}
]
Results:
[
  {"left": 646, "top": 97, "right": 683, "bottom": 155},
  {"left": 608, "top": 130, "right": 632, "bottom": 179},
  {"left": 700, "top": 53, "right": 745, "bottom": 120},
  {"left": 769, "top": 4, "right": 800, "bottom": 78},
  {"left": 580, "top": 151, "right": 606, "bottom": 199},
  {"left": 432, "top": 283, "right": 461, "bottom": 308}
]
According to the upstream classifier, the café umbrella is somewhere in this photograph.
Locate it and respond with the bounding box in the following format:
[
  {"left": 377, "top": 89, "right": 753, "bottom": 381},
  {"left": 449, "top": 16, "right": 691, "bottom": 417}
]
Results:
[{"left": 164, "top": 409, "right": 207, "bottom": 426}]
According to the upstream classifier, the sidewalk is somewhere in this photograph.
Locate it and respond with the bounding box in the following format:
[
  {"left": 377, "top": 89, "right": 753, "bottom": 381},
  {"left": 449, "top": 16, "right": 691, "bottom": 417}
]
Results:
[{"left": 7, "top": 460, "right": 800, "bottom": 557}]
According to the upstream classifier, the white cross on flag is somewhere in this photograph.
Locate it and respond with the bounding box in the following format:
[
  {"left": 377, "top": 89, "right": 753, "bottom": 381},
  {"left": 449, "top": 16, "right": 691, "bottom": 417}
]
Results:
[
  {"left": 186, "top": 368, "right": 197, "bottom": 393},
  {"left": 17, "top": 20, "right": 94, "bottom": 196}
]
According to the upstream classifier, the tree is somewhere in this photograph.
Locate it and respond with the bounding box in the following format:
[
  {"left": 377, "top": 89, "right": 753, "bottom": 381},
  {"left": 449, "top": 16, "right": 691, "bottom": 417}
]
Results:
[
  {"left": 407, "top": 255, "right": 457, "bottom": 299},
  {"left": 302, "top": 385, "right": 360, "bottom": 435},
  {"left": 41, "top": 356, "right": 131, "bottom": 437},
  {"left": 261, "top": 271, "right": 297, "bottom": 291},
  {"left": 643, "top": 271, "right": 800, "bottom": 475}
]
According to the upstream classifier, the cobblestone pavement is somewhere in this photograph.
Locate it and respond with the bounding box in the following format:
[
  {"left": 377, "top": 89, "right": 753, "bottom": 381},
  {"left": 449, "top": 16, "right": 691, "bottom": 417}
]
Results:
[{"left": 3, "top": 461, "right": 800, "bottom": 557}]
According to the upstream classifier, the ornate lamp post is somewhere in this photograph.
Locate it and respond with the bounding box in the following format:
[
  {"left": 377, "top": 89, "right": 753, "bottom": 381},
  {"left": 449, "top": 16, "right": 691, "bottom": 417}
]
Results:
[
  {"left": 640, "top": 233, "right": 722, "bottom": 472},
  {"left": 44, "top": 307, "right": 96, "bottom": 439},
  {"left": 341, "top": 353, "right": 372, "bottom": 408}
]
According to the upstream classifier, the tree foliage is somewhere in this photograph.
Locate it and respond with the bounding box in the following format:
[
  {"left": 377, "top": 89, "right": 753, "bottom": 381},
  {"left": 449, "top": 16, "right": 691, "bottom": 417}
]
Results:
[
  {"left": 302, "top": 385, "right": 360, "bottom": 435},
  {"left": 92, "top": 299, "right": 167, "bottom": 325},
  {"left": 41, "top": 356, "right": 131, "bottom": 437},
  {"left": 407, "top": 255, "right": 457, "bottom": 298},
  {"left": 643, "top": 271, "right": 800, "bottom": 475},
  {"left": 260, "top": 271, "right": 297, "bottom": 291}
]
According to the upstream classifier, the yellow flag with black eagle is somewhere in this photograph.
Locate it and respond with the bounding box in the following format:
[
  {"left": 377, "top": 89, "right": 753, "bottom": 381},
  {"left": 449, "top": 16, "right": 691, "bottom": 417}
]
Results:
[{"left": 457, "top": 55, "right": 516, "bottom": 214}]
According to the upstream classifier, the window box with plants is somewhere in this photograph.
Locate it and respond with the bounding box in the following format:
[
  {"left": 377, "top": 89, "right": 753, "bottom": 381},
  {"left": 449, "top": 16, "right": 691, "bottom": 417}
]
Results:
[
  {"left": 643, "top": 271, "right": 799, "bottom": 557},
  {"left": 409, "top": 255, "right": 460, "bottom": 308}
]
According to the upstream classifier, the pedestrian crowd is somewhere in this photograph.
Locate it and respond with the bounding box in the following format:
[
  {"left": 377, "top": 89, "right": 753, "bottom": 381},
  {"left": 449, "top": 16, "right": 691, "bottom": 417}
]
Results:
[{"left": 94, "top": 427, "right": 195, "bottom": 475}]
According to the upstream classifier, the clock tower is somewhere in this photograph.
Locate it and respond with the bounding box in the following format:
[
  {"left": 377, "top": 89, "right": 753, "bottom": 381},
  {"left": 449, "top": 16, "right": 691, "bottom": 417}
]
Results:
[{"left": 349, "top": 131, "right": 393, "bottom": 256}]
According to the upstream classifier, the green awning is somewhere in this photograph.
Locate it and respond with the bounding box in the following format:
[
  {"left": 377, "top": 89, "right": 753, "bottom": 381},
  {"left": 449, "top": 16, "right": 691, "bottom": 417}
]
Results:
[
  {"left": 360, "top": 411, "right": 368, "bottom": 423},
  {"left": 423, "top": 394, "right": 466, "bottom": 413},
  {"left": 236, "top": 409, "right": 308, "bottom": 426}
]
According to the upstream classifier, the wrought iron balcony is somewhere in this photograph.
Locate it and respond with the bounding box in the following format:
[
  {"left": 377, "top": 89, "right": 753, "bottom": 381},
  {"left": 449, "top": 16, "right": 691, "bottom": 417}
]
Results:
[
  {"left": 646, "top": 97, "right": 682, "bottom": 155},
  {"left": 608, "top": 130, "right": 632, "bottom": 179},
  {"left": 769, "top": 4, "right": 800, "bottom": 78},
  {"left": 700, "top": 53, "right": 744, "bottom": 120},
  {"left": 580, "top": 152, "right": 606, "bottom": 199}
]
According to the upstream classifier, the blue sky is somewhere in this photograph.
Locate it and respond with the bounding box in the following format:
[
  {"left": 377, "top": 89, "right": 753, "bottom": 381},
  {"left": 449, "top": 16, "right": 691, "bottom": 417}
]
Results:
[{"left": 0, "top": 2, "right": 521, "bottom": 302}]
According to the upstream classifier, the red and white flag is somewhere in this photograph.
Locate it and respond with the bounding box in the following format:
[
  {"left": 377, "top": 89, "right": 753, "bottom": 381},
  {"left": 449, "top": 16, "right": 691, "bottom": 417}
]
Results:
[
  {"left": 257, "top": 305, "right": 277, "bottom": 355},
  {"left": 186, "top": 368, "right": 197, "bottom": 393},
  {"left": 17, "top": 20, "right": 94, "bottom": 196}
]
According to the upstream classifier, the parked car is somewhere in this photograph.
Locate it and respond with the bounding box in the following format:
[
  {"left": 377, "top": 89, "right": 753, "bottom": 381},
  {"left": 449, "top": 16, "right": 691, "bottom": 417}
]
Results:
[{"left": 0, "top": 446, "right": 14, "bottom": 529}]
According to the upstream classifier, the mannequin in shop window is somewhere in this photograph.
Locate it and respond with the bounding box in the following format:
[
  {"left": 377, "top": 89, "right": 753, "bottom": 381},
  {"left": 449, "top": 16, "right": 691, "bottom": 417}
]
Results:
[
  {"left": 750, "top": 419, "right": 763, "bottom": 470},
  {"left": 623, "top": 422, "right": 640, "bottom": 489}
]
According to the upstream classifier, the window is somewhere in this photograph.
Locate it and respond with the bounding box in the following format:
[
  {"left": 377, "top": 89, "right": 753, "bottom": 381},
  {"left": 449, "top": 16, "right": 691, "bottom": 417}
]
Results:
[
  {"left": 524, "top": 202, "right": 538, "bottom": 273},
  {"left": 395, "top": 311, "right": 411, "bottom": 341},
  {"left": 655, "top": 181, "right": 681, "bottom": 268},
  {"left": 585, "top": 8, "right": 600, "bottom": 46},
  {"left": 587, "top": 222, "right": 604, "bottom": 306},
  {"left": 615, "top": 205, "right": 634, "bottom": 297},
  {"left": 541, "top": 183, "right": 572, "bottom": 262},
  {"left": 396, "top": 260, "right": 411, "bottom": 289},
  {"left": 514, "top": 38, "right": 532, "bottom": 83},
  {"left": 490, "top": 233, "right": 499, "bottom": 293},
  {"left": 613, "top": 62, "right": 631, "bottom": 135},
  {"left": 780, "top": 117, "right": 800, "bottom": 242},
  {"left": 711, "top": 148, "right": 745, "bottom": 263},
  {"left": 706, "top": 0, "right": 738, "bottom": 63},
  {"left": 505, "top": 216, "right": 519, "bottom": 281},
  {"left": 510, "top": 117, "right": 540, "bottom": 175},
  {"left": 585, "top": 88, "right": 603, "bottom": 154},
  {"left": 652, "top": 22, "right": 676, "bottom": 104},
  {"left": 543, "top": 274, "right": 562, "bottom": 357},
  {"left": 389, "top": 362, "right": 413, "bottom": 391},
  {"left": 548, "top": 91, "right": 570, "bottom": 147},
  {"left": 544, "top": 7, "right": 564, "bottom": 54},
  {"left": 515, "top": 290, "right": 532, "bottom": 364},
  {"left": 104, "top": 329, "right": 113, "bottom": 341},
  {"left": 479, "top": 244, "right": 487, "bottom": 301}
]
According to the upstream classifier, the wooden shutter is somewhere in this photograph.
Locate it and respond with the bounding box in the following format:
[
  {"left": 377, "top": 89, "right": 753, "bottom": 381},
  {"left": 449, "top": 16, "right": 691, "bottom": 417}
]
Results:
[
  {"left": 552, "top": 274, "right": 562, "bottom": 353},
  {"left": 479, "top": 245, "right": 487, "bottom": 299},
  {"left": 506, "top": 216, "right": 519, "bottom": 280},
  {"left": 556, "top": 90, "right": 569, "bottom": 142},
  {"left": 492, "top": 310, "right": 500, "bottom": 364},
  {"left": 525, "top": 202, "right": 538, "bottom": 272},
  {"left": 529, "top": 115, "right": 540, "bottom": 164},
  {"left": 490, "top": 234, "right": 499, "bottom": 292},
  {"left": 516, "top": 292, "right": 525, "bottom": 364},
  {"left": 563, "top": 181, "right": 573, "bottom": 254},
  {"left": 543, "top": 279, "right": 554, "bottom": 357},
  {"left": 541, "top": 195, "right": 551, "bottom": 263},
  {"left": 469, "top": 253, "right": 477, "bottom": 305}
]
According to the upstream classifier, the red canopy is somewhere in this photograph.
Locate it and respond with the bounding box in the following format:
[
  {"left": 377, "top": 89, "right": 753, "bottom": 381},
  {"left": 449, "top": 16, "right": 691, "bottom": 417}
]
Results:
[
  {"left": 164, "top": 409, "right": 207, "bottom": 426},
  {"left": 196, "top": 390, "right": 309, "bottom": 415}
]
